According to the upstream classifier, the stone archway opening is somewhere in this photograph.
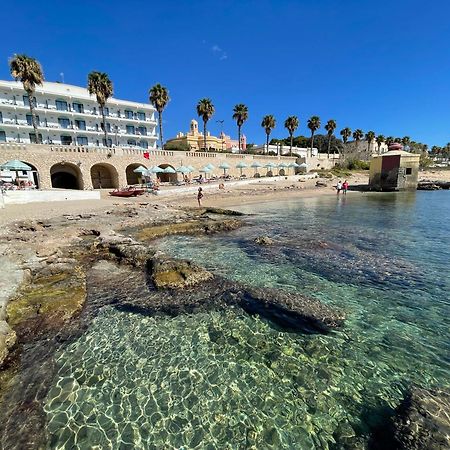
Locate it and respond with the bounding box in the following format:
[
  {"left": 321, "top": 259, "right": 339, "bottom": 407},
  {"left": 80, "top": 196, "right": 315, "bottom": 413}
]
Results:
[
  {"left": 90, "top": 163, "right": 119, "bottom": 189},
  {"left": 158, "top": 164, "right": 177, "bottom": 183},
  {"left": 126, "top": 163, "right": 146, "bottom": 185},
  {"left": 50, "top": 162, "right": 83, "bottom": 190},
  {"left": 22, "top": 162, "right": 40, "bottom": 189}
]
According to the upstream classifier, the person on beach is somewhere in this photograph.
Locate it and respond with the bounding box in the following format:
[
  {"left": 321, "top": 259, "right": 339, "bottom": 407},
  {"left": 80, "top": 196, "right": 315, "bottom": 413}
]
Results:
[
  {"left": 336, "top": 180, "right": 342, "bottom": 195},
  {"left": 197, "top": 187, "right": 204, "bottom": 207},
  {"left": 342, "top": 180, "right": 349, "bottom": 195}
]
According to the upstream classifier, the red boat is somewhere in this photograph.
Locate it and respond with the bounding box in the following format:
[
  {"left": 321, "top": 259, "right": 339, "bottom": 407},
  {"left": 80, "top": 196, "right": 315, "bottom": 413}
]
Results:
[{"left": 109, "top": 187, "right": 145, "bottom": 197}]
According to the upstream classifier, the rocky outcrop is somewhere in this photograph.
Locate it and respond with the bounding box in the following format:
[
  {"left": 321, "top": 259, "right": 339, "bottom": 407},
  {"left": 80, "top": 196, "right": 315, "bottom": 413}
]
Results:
[
  {"left": 393, "top": 387, "right": 450, "bottom": 450},
  {"left": 0, "top": 321, "right": 16, "bottom": 368},
  {"left": 418, "top": 181, "right": 450, "bottom": 190},
  {"left": 254, "top": 236, "right": 274, "bottom": 246},
  {"left": 149, "top": 254, "right": 213, "bottom": 289}
]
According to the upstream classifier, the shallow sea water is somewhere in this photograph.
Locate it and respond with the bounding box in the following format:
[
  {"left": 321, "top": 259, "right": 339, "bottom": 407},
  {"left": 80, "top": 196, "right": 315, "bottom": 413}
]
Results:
[{"left": 44, "top": 191, "right": 450, "bottom": 449}]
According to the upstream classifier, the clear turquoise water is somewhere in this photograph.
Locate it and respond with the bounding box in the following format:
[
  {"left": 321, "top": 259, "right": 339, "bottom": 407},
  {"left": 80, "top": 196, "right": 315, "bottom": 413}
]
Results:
[{"left": 44, "top": 191, "right": 450, "bottom": 449}]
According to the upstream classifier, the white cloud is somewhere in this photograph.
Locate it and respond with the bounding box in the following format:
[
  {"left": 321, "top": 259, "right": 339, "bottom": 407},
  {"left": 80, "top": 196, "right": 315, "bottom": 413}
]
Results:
[{"left": 211, "top": 44, "right": 228, "bottom": 61}]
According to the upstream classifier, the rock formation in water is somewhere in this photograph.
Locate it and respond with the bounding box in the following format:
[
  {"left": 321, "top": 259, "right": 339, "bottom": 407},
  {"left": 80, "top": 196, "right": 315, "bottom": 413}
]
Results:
[{"left": 392, "top": 387, "right": 450, "bottom": 450}]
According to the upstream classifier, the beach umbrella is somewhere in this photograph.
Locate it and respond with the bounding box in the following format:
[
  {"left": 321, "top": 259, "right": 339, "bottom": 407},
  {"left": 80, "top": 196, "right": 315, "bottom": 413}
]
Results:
[
  {"left": 288, "top": 162, "right": 300, "bottom": 174},
  {"left": 163, "top": 166, "right": 176, "bottom": 174},
  {"left": 199, "top": 166, "right": 212, "bottom": 179},
  {"left": 133, "top": 165, "right": 147, "bottom": 174},
  {"left": 278, "top": 162, "right": 288, "bottom": 168},
  {"left": 150, "top": 166, "right": 164, "bottom": 173},
  {"left": 186, "top": 165, "right": 195, "bottom": 173},
  {"left": 176, "top": 166, "right": 190, "bottom": 173},
  {"left": 299, "top": 163, "right": 308, "bottom": 169},
  {"left": 142, "top": 169, "right": 152, "bottom": 177},
  {"left": 235, "top": 161, "right": 248, "bottom": 176},
  {"left": 0, "top": 160, "right": 33, "bottom": 184},
  {"left": 264, "top": 162, "right": 276, "bottom": 168},
  {"left": 218, "top": 162, "right": 231, "bottom": 176},
  {"left": 206, "top": 163, "right": 215, "bottom": 171},
  {"left": 251, "top": 161, "right": 262, "bottom": 175}
]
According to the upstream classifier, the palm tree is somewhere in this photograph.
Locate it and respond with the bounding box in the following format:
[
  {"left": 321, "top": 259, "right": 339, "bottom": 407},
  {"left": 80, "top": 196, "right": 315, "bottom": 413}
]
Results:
[
  {"left": 87, "top": 71, "right": 113, "bottom": 147},
  {"left": 232, "top": 104, "right": 249, "bottom": 153},
  {"left": 284, "top": 116, "right": 299, "bottom": 156},
  {"left": 196, "top": 98, "right": 215, "bottom": 151},
  {"left": 376, "top": 134, "right": 385, "bottom": 154},
  {"left": 365, "top": 130, "right": 376, "bottom": 154},
  {"left": 385, "top": 136, "right": 394, "bottom": 149},
  {"left": 261, "top": 115, "right": 276, "bottom": 154},
  {"left": 352, "top": 129, "right": 364, "bottom": 150},
  {"left": 307, "top": 116, "right": 321, "bottom": 157},
  {"left": 401, "top": 136, "right": 411, "bottom": 151},
  {"left": 325, "top": 119, "right": 337, "bottom": 158},
  {"left": 9, "top": 54, "right": 44, "bottom": 143},
  {"left": 149, "top": 84, "right": 170, "bottom": 149},
  {"left": 340, "top": 127, "right": 352, "bottom": 145}
]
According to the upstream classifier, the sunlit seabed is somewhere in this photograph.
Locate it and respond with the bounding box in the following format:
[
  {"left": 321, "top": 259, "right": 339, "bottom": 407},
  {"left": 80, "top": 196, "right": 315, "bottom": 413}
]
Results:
[{"left": 44, "top": 191, "right": 450, "bottom": 449}]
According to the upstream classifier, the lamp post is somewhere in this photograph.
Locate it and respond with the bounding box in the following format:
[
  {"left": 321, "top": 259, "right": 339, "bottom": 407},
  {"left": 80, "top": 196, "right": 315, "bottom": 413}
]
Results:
[{"left": 216, "top": 120, "right": 224, "bottom": 152}]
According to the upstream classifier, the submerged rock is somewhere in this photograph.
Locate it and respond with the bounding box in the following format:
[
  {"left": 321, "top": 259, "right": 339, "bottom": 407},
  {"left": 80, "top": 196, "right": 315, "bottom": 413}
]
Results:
[
  {"left": 149, "top": 255, "right": 213, "bottom": 289},
  {"left": 254, "top": 236, "right": 274, "bottom": 246},
  {"left": 393, "top": 387, "right": 450, "bottom": 450}
]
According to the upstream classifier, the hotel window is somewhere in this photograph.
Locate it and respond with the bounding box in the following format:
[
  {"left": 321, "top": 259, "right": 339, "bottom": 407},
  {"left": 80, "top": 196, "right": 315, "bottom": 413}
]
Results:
[
  {"left": 0, "top": 112, "right": 2, "bottom": 123},
  {"left": 26, "top": 114, "right": 40, "bottom": 126},
  {"left": 75, "top": 119, "right": 86, "bottom": 130},
  {"left": 58, "top": 117, "right": 70, "bottom": 129},
  {"left": 137, "top": 112, "right": 146, "bottom": 121},
  {"left": 137, "top": 126, "right": 147, "bottom": 135},
  {"left": 117, "top": 110, "right": 121, "bottom": 118},
  {"left": 126, "top": 125, "right": 135, "bottom": 135},
  {"left": 77, "top": 136, "right": 88, "bottom": 146},
  {"left": 72, "top": 102, "right": 84, "bottom": 113},
  {"left": 23, "top": 95, "right": 37, "bottom": 107},
  {"left": 56, "top": 100, "right": 68, "bottom": 111},
  {"left": 125, "top": 110, "right": 133, "bottom": 119},
  {"left": 60, "top": 135, "right": 72, "bottom": 145},
  {"left": 127, "top": 139, "right": 136, "bottom": 146},
  {"left": 100, "top": 122, "right": 111, "bottom": 132},
  {"left": 0, "top": 131, "right": 6, "bottom": 142},
  {"left": 29, "top": 133, "right": 43, "bottom": 143},
  {"left": 102, "top": 138, "right": 112, "bottom": 147},
  {"left": 139, "top": 141, "right": 148, "bottom": 149},
  {"left": 405, "top": 168, "right": 412, "bottom": 175},
  {"left": 100, "top": 106, "right": 109, "bottom": 116}
]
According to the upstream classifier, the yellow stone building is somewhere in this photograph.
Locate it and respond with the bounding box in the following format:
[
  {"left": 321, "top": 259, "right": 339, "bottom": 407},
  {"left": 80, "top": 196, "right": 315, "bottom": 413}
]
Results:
[{"left": 165, "top": 120, "right": 226, "bottom": 152}]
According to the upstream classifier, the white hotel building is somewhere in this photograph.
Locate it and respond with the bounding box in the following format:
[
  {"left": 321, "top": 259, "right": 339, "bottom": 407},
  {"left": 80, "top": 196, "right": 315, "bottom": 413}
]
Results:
[{"left": 0, "top": 80, "right": 158, "bottom": 149}]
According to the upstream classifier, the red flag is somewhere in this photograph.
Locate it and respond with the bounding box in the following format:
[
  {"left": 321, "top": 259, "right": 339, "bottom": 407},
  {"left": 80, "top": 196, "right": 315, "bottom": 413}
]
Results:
[{"left": 143, "top": 152, "right": 149, "bottom": 159}]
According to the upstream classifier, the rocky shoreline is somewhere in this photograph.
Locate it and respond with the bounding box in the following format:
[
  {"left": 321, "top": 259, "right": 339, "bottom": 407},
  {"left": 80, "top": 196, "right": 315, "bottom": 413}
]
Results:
[{"left": 0, "top": 201, "right": 448, "bottom": 448}]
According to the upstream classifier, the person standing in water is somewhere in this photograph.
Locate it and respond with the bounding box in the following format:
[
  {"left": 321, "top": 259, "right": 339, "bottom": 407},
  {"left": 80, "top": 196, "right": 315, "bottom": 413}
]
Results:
[
  {"left": 336, "top": 180, "right": 342, "bottom": 195},
  {"left": 342, "top": 180, "right": 349, "bottom": 195},
  {"left": 197, "top": 187, "right": 204, "bottom": 207}
]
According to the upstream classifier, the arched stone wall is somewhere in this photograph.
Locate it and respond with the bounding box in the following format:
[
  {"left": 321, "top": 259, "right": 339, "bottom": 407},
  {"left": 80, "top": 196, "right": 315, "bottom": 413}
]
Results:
[
  {"left": 50, "top": 162, "right": 83, "bottom": 189},
  {"left": 158, "top": 164, "right": 177, "bottom": 183},
  {"left": 126, "top": 163, "right": 146, "bottom": 185},
  {"left": 90, "top": 163, "right": 119, "bottom": 189}
]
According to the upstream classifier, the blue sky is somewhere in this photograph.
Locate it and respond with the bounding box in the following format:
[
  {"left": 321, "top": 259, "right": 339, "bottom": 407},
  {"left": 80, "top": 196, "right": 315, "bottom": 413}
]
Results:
[{"left": 2, "top": 0, "right": 450, "bottom": 146}]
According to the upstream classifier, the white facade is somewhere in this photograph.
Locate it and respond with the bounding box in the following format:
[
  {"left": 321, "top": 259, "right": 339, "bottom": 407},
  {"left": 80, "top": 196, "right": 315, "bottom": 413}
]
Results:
[
  {"left": 0, "top": 80, "right": 158, "bottom": 149},
  {"left": 250, "top": 144, "right": 318, "bottom": 157}
]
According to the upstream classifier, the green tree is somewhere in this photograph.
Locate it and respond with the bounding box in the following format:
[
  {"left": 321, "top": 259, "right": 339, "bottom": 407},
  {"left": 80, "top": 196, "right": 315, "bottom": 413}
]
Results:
[
  {"left": 9, "top": 54, "right": 44, "bottom": 143},
  {"left": 261, "top": 115, "right": 276, "bottom": 154},
  {"left": 325, "top": 119, "right": 337, "bottom": 158},
  {"left": 352, "top": 129, "right": 364, "bottom": 150},
  {"left": 340, "top": 127, "right": 352, "bottom": 145},
  {"left": 284, "top": 116, "right": 299, "bottom": 156},
  {"left": 87, "top": 71, "right": 113, "bottom": 147},
  {"left": 376, "top": 134, "right": 385, "bottom": 154},
  {"left": 385, "top": 136, "right": 394, "bottom": 148},
  {"left": 365, "top": 130, "right": 375, "bottom": 154},
  {"left": 149, "top": 84, "right": 170, "bottom": 149},
  {"left": 401, "top": 136, "right": 411, "bottom": 151},
  {"left": 307, "top": 116, "right": 321, "bottom": 156},
  {"left": 196, "top": 98, "right": 215, "bottom": 151},
  {"left": 232, "top": 104, "right": 249, "bottom": 153}
]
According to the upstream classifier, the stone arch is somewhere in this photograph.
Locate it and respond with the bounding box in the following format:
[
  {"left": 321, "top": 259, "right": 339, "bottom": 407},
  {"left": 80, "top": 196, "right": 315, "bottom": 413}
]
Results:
[
  {"left": 279, "top": 168, "right": 286, "bottom": 176},
  {"left": 126, "top": 163, "right": 146, "bottom": 185},
  {"left": 21, "top": 161, "right": 41, "bottom": 188},
  {"left": 50, "top": 162, "right": 83, "bottom": 190},
  {"left": 90, "top": 163, "right": 119, "bottom": 189},
  {"left": 158, "top": 164, "right": 177, "bottom": 183}
]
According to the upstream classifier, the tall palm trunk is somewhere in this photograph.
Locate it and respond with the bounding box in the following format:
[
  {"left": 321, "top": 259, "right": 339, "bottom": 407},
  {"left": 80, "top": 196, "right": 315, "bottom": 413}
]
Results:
[
  {"left": 290, "top": 133, "right": 293, "bottom": 156},
  {"left": 158, "top": 111, "right": 163, "bottom": 149},
  {"left": 203, "top": 120, "right": 207, "bottom": 152},
  {"left": 327, "top": 134, "right": 332, "bottom": 158},
  {"left": 266, "top": 133, "right": 270, "bottom": 154},
  {"left": 238, "top": 125, "right": 241, "bottom": 153},
  {"left": 310, "top": 131, "right": 315, "bottom": 157},
  {"left": 27, "top": 89, "right": 40, "bottom": 144},
  {"left": 101, "top": 107, "right": 109, "bottom": 147},
  {"left": 367, "top": 141, "right": 370, "bottom": 154}
]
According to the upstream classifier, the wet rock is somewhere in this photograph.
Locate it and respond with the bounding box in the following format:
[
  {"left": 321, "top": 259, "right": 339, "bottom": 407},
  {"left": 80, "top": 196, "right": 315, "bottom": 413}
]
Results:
[
  {"left": 316, "top": 181, "right": 328, "bottom": 187},
  {"left": 393, "top": 387, "right": 450, "bottom": 450},
  {"left": 0, "top": 320, "right": 16, "bottom": 367},
  {"left": 254, "top": 236, "right": 274, "bottom": 246},
  {"left": 198, "top": 207, "right": 244, "bottom": 216},
  {"left": 418, "top": 181, "right": 450, "bottom": 190},
  {"left": 149, "top": 255, "right": 213, "bottom": 289}
]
